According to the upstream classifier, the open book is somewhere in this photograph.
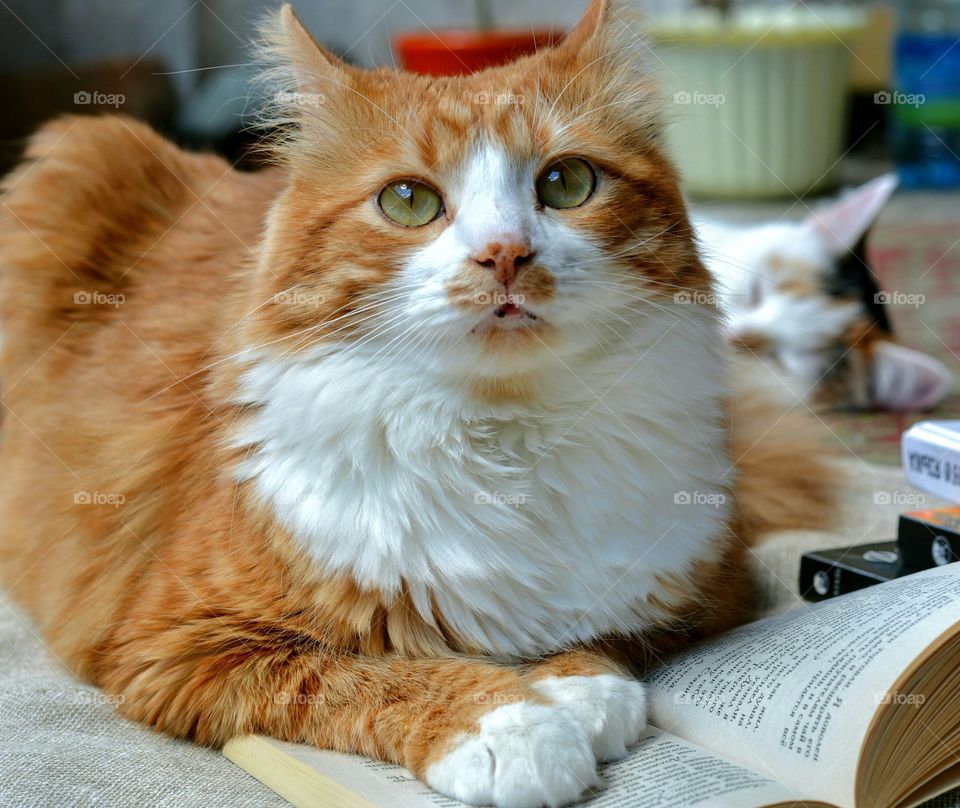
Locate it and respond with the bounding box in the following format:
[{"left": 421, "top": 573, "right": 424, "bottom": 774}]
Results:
[{"left": 223, "top": 563, "right": 960, "bottom": 808}]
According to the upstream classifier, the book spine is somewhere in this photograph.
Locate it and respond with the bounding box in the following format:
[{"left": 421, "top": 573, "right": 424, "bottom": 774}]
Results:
[
  {"left": 897, "top": 514, "right": 960, "bottom": 569},
  {"left": 799, "top": 557, "right": 884, "bottom": 602},
  {"left": 902, "top": 428, "right": 960, "bottom": 504}
]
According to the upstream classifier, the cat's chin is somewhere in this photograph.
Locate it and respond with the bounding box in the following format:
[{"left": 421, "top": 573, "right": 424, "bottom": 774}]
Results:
[{"left": 468, "top": 307, "right": 554, "bottom": 366}]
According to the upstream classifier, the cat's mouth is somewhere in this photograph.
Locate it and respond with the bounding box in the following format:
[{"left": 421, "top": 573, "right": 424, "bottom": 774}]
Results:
[
  {"left": 469, "top": 300, "right": 543, "bottom": 335},
  {"left": 487, "top": 302, "right": 539, "bottom": 329},
  {"left": 495, "top": 302, "right": 527, "bottom": 319}
]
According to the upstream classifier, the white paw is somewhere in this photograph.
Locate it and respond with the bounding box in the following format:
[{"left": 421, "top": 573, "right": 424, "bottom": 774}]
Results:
[
  {"left": 426, "top": 701, "right": 599, "bottom": 808},
  {"left": 532, "top": 674, "right": 646, "bottom": 762}
]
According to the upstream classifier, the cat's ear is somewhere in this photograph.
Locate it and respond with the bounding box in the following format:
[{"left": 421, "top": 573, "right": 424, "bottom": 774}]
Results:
[
  {"left": 871, "top": 340, "right": 952, "bottom": 411},
  {"left": 804, "top": 173, "right": 898, "bottom": 257},
  {"left": 561, "top": 0, "right": 612, "bottom": 52},
  {"left": 553, "top": 0, "right": 646, "bottom": 63},
  {"left": 259, "top": 5, "right": 353, "bottom": 119},
  {"left": 550, "top": 0, "right": 657, "bottom": 132}
]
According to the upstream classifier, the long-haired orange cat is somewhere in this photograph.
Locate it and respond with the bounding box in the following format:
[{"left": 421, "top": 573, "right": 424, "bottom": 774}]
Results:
[{"left": 0, "top": 2, "right": 836, "bottom": 805}]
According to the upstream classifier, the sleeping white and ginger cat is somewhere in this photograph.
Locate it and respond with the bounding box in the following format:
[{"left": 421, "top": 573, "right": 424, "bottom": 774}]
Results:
[{"left": 0, "top": 3, "right": 838, "bottom": 806}]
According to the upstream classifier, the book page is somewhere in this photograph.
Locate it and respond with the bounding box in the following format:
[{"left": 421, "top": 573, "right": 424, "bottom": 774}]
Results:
[
  {"left": 238, "top": 737, "right": 454, "bottom": 808},
  {"left": 584, "top": 729, "right": 816, "bottom": 808},
  {"left": 240, "top": 729, "right": 816, "bottom": 808},
  {"left": 644, "top": 564, "right": 960, "bottom": 808}
]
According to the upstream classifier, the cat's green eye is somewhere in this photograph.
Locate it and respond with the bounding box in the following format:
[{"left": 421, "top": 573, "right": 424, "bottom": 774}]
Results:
[
  {"left": 535, "top": 158, "right": 596, "bottom": 210},
  {"left": 378, "top": 180, "right": 443, "bottom": 227}
]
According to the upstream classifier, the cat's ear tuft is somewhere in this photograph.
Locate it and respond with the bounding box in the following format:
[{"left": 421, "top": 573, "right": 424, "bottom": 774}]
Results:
[
  {"left": 871, "top": 340, "right": 952, "bottom": 411},
  {"left": 277, "top": 6, "right": 351, "bottom": 89},
  {"left": 805, "top": 173, "right": 898, "bottom": 257},
  {"left": 258, "top": 5, "right": 351, "bottom": 115}
]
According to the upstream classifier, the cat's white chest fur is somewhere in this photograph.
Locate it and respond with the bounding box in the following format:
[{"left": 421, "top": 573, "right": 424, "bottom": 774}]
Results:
[{"left": 234, "top": 309, "right": 732, "bottom": 656}]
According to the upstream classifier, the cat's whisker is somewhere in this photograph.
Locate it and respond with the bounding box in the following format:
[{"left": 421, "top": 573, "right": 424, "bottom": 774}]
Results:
[
  {"left": 291, "top": 307, "right": 419, "bottom": 362},
  {"left": 269, "top": 310, "right": 401, "bottom": 365},
  {"left": 570, "top": 302, "right": 637, "bottom": 350},
  {"left": 140, "top": 293, "right": 418, "bottom": 403},
  {"left": 563, "top": 220, "right": 683, "bottom": 268},
  {"left": 352, "top": 317, "right": 423, "bottom": 365},
  {"left": 267, "top": 303, "right": 417, "bottom": 365},
  {"left": 564, "top": 275, "right": 714, "bottom": 311},
  {"left": 390, "top": 320, "right": 446, "bottom": 368},
  {"left": 545, "top": 38, "right": 650, "bottom": 123},
  {"left": 560, "top": 96, "right": 654, "bottom": 131},
  {"left": 574, "top": 295, "right": 717, "bottom": 341},
  {"left": 570, "top": 269, "right": 725, "bottom": 307},
  {"left": 295, "top": 320, "right": 407, "bottom": 365},
  {"left": 229, "top": 292, "right": 409, "bottom": 352},
  {"left": 560, "top": 273, "right": 702, "bottom": 315},
  {"left": 275, "top": 292, "right": 418, "bottom": 352},
  {"left": 193, "top": 280, "right": 409, "bottom": 367}
]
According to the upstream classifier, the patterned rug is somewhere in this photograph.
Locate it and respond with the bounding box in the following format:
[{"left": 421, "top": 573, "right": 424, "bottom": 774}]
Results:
[{"left": 823, "top": 190, "right": 960, "bottom": 465}]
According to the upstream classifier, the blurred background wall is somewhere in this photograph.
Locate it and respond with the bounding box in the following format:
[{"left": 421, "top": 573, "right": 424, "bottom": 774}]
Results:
[
  {"left": 1, "top": 0, "right": 692, "bottom": 76},
  {"left": 0, "top": 0, "right": 693, "bottom": 167},
  {"left": 0, "top": 0, "right": 926, "bottom": 193}
]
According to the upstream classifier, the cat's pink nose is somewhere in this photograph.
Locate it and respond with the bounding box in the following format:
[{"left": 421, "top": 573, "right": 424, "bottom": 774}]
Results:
[{"left": 472, "top": 241, "right": 535, "bottom": 287}]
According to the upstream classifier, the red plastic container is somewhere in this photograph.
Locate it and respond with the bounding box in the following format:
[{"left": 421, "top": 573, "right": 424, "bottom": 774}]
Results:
[{"left": 393, "top": 30, "right": 560, "bottom": 76}]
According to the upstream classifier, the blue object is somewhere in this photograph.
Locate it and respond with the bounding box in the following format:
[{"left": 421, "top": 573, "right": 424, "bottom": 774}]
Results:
[{"left": 892, "top": 2, "right": 960, "bottom": 188}]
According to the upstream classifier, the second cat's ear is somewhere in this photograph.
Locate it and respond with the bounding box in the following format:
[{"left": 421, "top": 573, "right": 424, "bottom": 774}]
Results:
[{"left": 805, "top": 173, "right": 899, "bottom": 257}]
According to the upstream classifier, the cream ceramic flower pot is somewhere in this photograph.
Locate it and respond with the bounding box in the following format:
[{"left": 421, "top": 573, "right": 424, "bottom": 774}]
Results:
[{"left": 651, "top": 8, "right": 865, "bottom": 198}]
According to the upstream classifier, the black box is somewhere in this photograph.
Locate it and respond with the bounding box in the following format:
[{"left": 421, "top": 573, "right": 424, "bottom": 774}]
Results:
[
  {"left": 897, "top": 507, "right": 960, "bottom": 570},
  {"left": 799, "top": 541, "right": 915, "bottom": 602}
]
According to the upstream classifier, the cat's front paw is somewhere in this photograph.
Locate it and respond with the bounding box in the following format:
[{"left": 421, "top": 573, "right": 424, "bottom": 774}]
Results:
[
  {"left": 532, "top": 674, "right": 647, "bottom": 761},
  {"left": 426, "top": 701, "right": 599, "bottom": 808}
]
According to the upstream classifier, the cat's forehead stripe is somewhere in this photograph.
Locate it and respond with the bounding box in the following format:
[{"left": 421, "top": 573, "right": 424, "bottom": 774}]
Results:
[{"left": 411, "top": 98, "right": 556, "bottom": 180}]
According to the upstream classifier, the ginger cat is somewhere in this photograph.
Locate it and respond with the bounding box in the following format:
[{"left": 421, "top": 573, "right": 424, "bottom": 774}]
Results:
[{"left": 0, "top": 2, "right": 836, "bottom": 805}]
